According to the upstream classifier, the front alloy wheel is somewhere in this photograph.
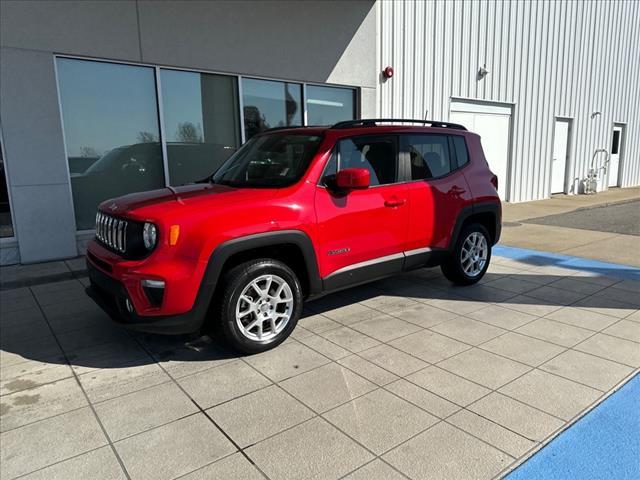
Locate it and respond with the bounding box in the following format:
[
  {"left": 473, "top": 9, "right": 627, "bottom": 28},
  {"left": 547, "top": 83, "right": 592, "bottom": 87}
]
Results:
[
  {"left": 235, "top": 274, "right": 294, "bottom": 342},
  {"left": 216, "top": 259, "right": 302, "bottom": 353}
]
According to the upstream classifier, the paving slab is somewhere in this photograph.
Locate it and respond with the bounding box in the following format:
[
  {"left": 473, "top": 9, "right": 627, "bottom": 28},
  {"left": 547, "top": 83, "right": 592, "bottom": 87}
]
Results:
[
  {"left": 468, "top": 393, "right": 564, "bottom": 442},
  {"left": 384, "top": 378, "right": 460, "bottom": 419},
  {"left": 437, "top": 348, "right": 532, "bottom": 390},
  {"left": 178, "top": 360, "right": 271, "bottom": 409},
  {"left": 323, "top": 388, "right": 438, "bottom": 455},
  {"left": 383, "top": 422, "right": 512, "bottom": 480},
  {"left": 406, "top": 365, "right": 490, "bottom": 407},
  {"left": 94, "top": 382, "right": 198, "bottom": 441},
  {"left": 498, "top": 369, "right": 602, "bottom": 420},
  {"left": 19, "top": 446, "right": 126, "bottom": 480},
  {"left": 179, "top": 452, "right": 264, "bottom": 480},
  {"left": 114, "top": 414, "right": 236, "bottom": 480},
  {"left": 342, "top": 459, "right": 407, "bottom": 480},
  {"left": 207, "top": 385, "right": 314, "bottom": 447},
  {"left": 358, "top": 344, "right": 428, "bottom": 376},
  {"left": 447, "top": 409, "right": 535, "bottom": 459},
  {"left": 0, "top": 407, "right": 107, "bottom": 479},
  {"left": 337, "top": 354, "right": 400, "bottom": 386},
  {"left": 245, "top": 417, "right": 373, "bottom": 480},
  {"left": 280, "top": 362, "right": 376, "bottom": 413},
  {"left": 540, "top": 349, "right": 634, "bottom": 391}
]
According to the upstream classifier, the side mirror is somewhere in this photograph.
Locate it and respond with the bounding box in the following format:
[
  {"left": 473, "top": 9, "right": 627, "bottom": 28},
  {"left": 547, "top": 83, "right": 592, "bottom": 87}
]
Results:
[{"left": 335, "top": 168, "right": 370, "bottom": 190}]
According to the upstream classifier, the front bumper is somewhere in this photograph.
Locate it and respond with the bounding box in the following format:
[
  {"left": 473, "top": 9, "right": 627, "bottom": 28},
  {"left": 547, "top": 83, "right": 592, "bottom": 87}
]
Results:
[{"left": 86, "top": 259, "right": 209, "bottom": 334}]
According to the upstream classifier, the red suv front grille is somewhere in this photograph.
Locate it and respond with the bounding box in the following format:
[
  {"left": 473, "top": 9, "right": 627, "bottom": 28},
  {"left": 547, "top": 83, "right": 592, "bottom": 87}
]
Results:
[{"left": 95, "top": 212, "right": 128, "bottom": 253}]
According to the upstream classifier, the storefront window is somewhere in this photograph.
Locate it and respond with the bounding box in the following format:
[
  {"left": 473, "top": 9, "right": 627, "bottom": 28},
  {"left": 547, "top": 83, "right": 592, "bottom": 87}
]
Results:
[
  {"left": 57, "top": 58, "right": 164, "bottom": 230},
  {"left": 242, "top": 78, "right": 302, "bottom": 139},
  {"left": 306, "top": 85, "right": 356, "bottom": 125},
  {"left": 160, "top": 70, "right": 240, "bottom": 185},
  {"left": 0, "top": 137, "right": 14, "bottom": 238}
]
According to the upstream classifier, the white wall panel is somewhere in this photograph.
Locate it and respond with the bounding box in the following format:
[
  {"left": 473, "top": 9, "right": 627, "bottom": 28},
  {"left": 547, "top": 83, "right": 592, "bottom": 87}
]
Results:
[{"left": 379, "top": 0, "right": 640, "bottom": 202}]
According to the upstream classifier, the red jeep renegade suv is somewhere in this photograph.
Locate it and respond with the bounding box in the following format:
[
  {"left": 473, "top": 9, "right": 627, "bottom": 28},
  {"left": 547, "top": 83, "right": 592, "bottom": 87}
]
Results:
[{"left": 86, "top": 119, "right": 501, "bottom": 353}]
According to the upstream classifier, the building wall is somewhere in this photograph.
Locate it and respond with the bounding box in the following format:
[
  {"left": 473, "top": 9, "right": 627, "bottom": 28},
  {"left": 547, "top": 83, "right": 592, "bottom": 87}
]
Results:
[
  {"left": 0, "top": 0, "right": 376, "bottom": 263},
  {"left": 378, "top": 0, "right": 640, "bottom": 202}
]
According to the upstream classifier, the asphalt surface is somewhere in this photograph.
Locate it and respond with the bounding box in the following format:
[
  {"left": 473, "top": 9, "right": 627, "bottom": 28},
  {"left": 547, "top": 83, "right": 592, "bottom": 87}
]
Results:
[
  {"left": 525, "top": 200, "right": 640, "bottom": 236},
  {"left": 507, "top": 373, "right": 639, "bottom": 480}
]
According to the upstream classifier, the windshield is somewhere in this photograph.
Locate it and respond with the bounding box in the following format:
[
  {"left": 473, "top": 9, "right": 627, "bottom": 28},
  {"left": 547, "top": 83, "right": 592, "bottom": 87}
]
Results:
[{"left": 211, "top": 134, "right": 322, "bottom": 188}]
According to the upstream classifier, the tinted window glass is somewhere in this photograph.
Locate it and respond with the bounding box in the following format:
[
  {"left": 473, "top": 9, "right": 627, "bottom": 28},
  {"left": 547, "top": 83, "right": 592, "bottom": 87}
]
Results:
[
  {"left": 405, "top": 134, "right": 452, "bottom": 179},
  {"left": 453, "top": 136, "right": 469, "bottom": 168},
  {"left": 611, "top": 130, "right": 620, "bottom": 155},
  {"left": 0, "top": 136, "right": 13, "bottom": 238},
  {"left": 306, "top": 85, "right": 355, "bottom": 125},
  {"left": 160, "top": 69, "right": 240, "bottom": 186},
  {"left": 213, "top": 134, "right": 321, "bottom": 188},
  {"left": 242, "top": 78, "right": 302, "bottom": 139},
  {"left": 57, "top": 58, "right": 164, "bottom": 230},
  {"left": 338, "top": 137, "right": 397, "bottom": 186}
]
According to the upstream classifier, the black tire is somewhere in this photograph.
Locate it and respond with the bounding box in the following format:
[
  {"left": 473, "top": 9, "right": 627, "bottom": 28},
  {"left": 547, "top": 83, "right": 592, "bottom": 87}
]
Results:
[
  {"left": 213, "top": 258, "right": 303, "bottom": 354},
  {"left": 441, "top": 223, "right": 492, "bottom": 285}
]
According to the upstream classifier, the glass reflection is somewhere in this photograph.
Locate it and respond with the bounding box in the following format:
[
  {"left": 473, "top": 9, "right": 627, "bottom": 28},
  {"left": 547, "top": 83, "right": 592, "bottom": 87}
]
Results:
[
  {"left": 242, "top": 78, "right": 302, "bottom": 139},
  {"left": 57, "top": 58, "right": 164, "bottom": 230},
  {"left": 0, "top": 137, "right": 14, "bottom": 238},
  {"left": 306, "top": 85, "right": 355, "bottom": 125},
  {"left": 160, "top": 70, "right": 240, "bottom": 185}
]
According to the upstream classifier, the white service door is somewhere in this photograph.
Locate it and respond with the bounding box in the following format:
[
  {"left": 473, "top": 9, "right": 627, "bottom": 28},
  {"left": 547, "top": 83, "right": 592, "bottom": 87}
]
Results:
[
  {"left": 608, "top": 127, "right": 622, "bottom": 187},
  {"left": 450, "top": 108, "right": 510, "bottom": 200},
  {"left": 551, "top": 120, "right": 570, "bottom": 194}
]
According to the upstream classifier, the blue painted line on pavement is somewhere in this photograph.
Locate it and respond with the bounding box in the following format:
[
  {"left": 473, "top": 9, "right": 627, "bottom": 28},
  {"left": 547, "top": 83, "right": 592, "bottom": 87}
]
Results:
[
  {"left": 507, "top": 373, "right": 640, "bottom": 480},
  {"left": 494, "top": 245, "right": 640, "bottom": 281}
]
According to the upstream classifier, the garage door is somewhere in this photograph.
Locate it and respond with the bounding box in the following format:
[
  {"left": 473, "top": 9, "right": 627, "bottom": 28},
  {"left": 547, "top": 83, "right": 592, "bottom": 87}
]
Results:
[{"left": 450, "top": 101, "right": 512, "bottom": 200}]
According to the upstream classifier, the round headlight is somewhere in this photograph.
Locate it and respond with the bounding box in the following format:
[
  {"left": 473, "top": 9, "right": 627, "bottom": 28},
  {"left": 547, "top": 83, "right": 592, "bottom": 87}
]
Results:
[{"left": 142, "top": 223, "right": 157, "bottom": 250}]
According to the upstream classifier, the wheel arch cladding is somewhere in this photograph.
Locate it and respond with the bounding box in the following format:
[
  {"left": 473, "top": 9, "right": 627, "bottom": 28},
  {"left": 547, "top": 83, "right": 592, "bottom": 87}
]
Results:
[
  {"left": 203, "top": 230, "right": 322, "bottom": 299},
  {"left": 449, "top": 202, "right": 502, "bottom": 249}
]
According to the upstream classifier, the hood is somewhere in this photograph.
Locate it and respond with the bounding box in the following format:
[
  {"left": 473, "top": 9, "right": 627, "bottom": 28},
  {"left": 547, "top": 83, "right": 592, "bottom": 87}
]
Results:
[{"left": 98, "top": 183, "right": 276, "bottom": 217}]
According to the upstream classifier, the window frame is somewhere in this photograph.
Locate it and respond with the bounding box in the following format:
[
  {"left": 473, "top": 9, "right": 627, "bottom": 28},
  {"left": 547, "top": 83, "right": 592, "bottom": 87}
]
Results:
[
  {"left": 399, "top": 133, "right": 470, "bottom": 183},
  {"left": 53, "top": 54, "right": 359, "bottom": 232},
  {"left": 319, "top": 134, "right": 401, "bottom": 189}
]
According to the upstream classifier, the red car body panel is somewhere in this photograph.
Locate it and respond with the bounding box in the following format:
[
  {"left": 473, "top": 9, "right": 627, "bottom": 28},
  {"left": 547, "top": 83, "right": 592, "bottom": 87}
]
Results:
[{"left": 86, "top": 124, "right": 501, "bottom": 332}]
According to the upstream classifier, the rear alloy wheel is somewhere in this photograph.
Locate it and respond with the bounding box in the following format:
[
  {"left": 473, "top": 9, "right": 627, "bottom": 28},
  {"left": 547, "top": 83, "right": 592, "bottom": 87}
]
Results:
[
  {"left": 441, "top": 223, "right": 492, "bottom": 285},
  {"left": 216, "top": 259, "right": 302, "bottom": 353}
]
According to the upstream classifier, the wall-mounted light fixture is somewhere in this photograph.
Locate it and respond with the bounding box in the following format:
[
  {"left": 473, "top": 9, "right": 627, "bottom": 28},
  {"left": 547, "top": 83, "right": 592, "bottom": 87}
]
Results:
[
  {"left": 382, "top": 66, "right": 394, "bottom": 79},
  {"left": 591, "top": 111, "right": 602, "bottom": 119},
  {"left": 477, "top": 64, "right": 489, "bottom": 80}
]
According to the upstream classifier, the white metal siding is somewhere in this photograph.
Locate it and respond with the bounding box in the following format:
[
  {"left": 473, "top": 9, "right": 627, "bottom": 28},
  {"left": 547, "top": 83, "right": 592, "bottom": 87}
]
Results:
[{"left": 379, "top": 0, "right": 640, "bottom": 202}]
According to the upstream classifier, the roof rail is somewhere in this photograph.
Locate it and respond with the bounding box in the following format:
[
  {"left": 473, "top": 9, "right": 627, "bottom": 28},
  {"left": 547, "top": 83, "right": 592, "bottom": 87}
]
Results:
[{"left": 330, "top": 119, "right": 467, "bottom": 131}]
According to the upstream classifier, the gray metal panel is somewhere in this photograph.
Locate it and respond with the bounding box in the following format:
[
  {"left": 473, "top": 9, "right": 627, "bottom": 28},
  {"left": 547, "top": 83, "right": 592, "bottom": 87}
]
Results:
[{"left": 379, "top": 0, "right": 640, "bottom": 202}]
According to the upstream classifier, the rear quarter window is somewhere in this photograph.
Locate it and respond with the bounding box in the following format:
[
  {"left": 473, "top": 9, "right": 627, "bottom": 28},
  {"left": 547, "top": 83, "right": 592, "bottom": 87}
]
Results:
[{"left": 453, "top": 136, "right": 470, "bottom": 168}]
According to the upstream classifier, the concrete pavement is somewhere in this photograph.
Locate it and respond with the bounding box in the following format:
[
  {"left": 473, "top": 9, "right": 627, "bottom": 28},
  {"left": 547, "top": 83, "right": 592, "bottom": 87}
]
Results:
[
  {"left": 501, "top": 187, "right": 640, "bottom": 267},
  {"left": 2, "top": 249, "right": 639, "bottom": 480}
]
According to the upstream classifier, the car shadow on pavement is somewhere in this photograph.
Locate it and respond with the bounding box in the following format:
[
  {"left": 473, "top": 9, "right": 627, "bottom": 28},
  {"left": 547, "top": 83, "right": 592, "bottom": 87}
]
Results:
[{"left": 1, "top": 260, "right": 637, "bottom": 385}]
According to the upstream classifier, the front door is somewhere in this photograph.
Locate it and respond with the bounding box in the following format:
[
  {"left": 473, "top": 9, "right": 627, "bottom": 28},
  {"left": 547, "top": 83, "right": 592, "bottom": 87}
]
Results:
[
  {"left": 315, "top": 135, "right": 409, "bottom": 282},
  {"left": 551, "top": 119, "right": 570, "bottom": 194},
  {"left": 608, "top": 126, "right": 623, "bottom": 187}
]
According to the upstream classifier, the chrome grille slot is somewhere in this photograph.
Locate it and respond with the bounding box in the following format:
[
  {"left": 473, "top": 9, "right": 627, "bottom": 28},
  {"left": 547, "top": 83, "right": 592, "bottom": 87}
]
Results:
[{"left": 95, "top": 212, "right": 128, "bottom": 254}]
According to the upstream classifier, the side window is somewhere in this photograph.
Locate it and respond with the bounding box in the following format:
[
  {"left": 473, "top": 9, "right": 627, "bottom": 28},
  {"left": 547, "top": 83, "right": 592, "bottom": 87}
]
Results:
[
  {"left": 453, "top": 136, "right": 469, "bottom": 168},
  {"left": 338, "top": 137, "right": 397, "bottom": 186},
  {"left": 405, "top": 134, "right": 452, "bottom": 180}
]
